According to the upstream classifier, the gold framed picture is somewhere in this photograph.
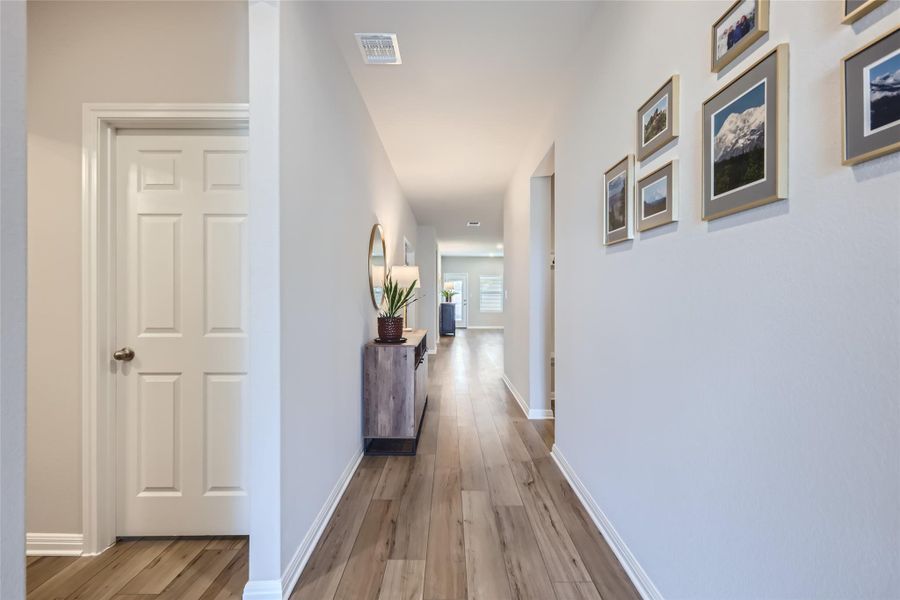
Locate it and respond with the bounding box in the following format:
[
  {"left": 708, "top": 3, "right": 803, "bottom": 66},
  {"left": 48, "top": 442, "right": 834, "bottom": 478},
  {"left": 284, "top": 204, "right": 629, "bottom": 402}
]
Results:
[
  {"left": 842, "top": 0, "right": 886, "bottom": 24},
  {"left": 603, "top": 155, "right": 634, "bottom": 245},
  {"left": 636, "top": 160, "right": 678, "bottom": 232},
  {"left": 636, "top": 76, "right": 680, "bottom": 162},
  {"left": 711, "top": 0, "right": 770, "bottom": 73},
  {"left": 841, "top": 25, "right": 900, "bottom": 165},
  {"left": 702, "top": 44, "right": 789, "bottom": 220}
]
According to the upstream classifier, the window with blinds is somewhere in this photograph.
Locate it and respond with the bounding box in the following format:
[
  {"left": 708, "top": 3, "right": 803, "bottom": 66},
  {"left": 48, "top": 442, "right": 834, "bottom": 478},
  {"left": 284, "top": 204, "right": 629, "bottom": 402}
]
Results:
[{"left": 479, "top": 275, "right": 503, "bottom": 313}]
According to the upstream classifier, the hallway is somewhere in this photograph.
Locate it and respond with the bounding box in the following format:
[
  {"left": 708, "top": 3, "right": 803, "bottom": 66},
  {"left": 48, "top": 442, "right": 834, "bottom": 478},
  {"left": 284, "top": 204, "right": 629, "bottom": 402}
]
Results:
[{"left": 291, "top": 330, "right": 640, "bottom": 600}]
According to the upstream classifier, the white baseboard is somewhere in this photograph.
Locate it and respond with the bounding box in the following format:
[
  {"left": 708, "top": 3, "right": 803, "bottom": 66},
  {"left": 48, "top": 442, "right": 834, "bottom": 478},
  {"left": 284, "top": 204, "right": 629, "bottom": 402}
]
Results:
[
  {"left": 550, "top": 445, "right": 663, "bottom": 600},
  {"left": 264, "top": 449, "right": 364, "bottom": 600},
  {"left": 26, "top": 533, "right": 83, "bottom": 556},
  {"left": 501, "top": 374, "right": 554, "bottom": 420},
  {"left": 529, "top": 407, "right": 554, "bottom": 419},
  {"left": 467, "top": 325, "right": 504, "bottom": 330},
  {"left": 242, "top": 580, "right": 282, "bottom": 600}
]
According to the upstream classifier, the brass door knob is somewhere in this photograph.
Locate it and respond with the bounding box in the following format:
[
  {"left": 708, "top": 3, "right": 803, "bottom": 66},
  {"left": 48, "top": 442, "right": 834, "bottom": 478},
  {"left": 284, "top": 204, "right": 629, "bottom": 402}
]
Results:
[{"left": 113, "top": 347, "right": 135, "bottom": 362}]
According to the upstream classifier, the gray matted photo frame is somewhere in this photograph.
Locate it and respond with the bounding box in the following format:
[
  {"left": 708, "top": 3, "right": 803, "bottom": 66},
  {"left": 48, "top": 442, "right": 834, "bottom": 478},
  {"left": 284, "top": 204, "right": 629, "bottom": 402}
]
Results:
[
  {"left": 842, "top": 0, "right": 886, "bottom": 24},
  {"left": 711, "top": 0, "right": 769, "bottom": 73},
  {"left": 842, "top": 25, "right": 900, "bottom": 165},
  {"left": 603, "top": 155, "right": 634, "bottom": 245},
  {"left": 637, "top": 75, "right": 680, "bottom": 161},
  {"left": 636, "top": 160, "right": 678, "bottom": 232},
  {"left": 702, "top": 43, "right": 789, "bottom": 221}
]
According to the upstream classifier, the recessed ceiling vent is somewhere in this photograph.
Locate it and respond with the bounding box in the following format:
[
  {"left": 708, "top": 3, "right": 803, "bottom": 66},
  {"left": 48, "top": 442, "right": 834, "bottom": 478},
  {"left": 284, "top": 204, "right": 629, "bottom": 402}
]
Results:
[
  {"left": 467, "top": 221, "right": 481, "bottom": 227},
  {"left": 355, "top": 33, "right": 402, "bottom": 65}
]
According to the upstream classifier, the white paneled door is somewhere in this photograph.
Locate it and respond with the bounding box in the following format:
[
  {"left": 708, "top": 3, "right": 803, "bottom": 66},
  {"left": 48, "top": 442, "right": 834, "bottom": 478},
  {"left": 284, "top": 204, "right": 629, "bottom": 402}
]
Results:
[
  {"left": 443, "top": 273, "right": 468, "bottom": 328},
  {"left": 115, "top": 133, "right": 249, "bottom": 536}
]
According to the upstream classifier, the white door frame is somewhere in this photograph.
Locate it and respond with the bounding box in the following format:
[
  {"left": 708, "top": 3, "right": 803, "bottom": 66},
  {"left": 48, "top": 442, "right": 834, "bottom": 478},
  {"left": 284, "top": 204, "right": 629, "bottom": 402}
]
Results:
[
  {"left": 443, "top": 272, "right": 469, "bottom": 328},
  {"left": 81, "top": 103, "right": 249, "bottom": 555}
]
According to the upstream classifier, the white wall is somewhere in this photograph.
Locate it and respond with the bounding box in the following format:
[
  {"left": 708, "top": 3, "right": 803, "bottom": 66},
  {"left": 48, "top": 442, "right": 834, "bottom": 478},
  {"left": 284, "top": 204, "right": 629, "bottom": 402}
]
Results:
[
  {"left": 246, "top": 0, "right": 282, "bottom": 591},
  {"left": 441, "top": 256, "right": 505, "bottom": 328},
  {"left": 505, "top": 1, "right": 900, "bottom": 597},
  {"left": 273, "top": 0, "right": 419, "bottom": 588},
  {"left": 26, "top": 0, "right": 249, "bottom": 539},
  {"left": 1, "top": 1, "right": 27, "bottom": 596},
  {"left": 416, "top": 226, "right": 439, "bottom": 352}
]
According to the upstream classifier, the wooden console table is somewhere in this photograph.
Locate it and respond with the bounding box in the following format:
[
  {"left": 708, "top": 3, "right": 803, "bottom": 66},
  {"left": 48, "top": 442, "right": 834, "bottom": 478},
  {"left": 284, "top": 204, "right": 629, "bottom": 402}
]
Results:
[{"left": 363, "top": 329, "right": 428, "bottom": 455}]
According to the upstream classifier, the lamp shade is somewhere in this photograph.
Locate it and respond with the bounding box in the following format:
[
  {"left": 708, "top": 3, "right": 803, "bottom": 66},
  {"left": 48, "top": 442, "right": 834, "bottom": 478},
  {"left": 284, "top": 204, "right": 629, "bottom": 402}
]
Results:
[{"left": 391, "top": 265, "right": 420, "bottom": 289}]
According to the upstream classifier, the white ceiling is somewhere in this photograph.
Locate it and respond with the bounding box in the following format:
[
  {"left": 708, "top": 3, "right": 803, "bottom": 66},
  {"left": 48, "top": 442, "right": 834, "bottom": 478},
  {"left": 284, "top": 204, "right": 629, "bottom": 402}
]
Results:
[{"left": 323, "top": 1, "right": 598, "bottom": 255}]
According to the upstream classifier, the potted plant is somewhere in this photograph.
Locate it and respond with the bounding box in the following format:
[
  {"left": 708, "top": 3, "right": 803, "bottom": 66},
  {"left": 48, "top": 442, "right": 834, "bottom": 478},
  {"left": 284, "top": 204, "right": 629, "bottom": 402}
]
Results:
[
  {"left": 378, "top": 273, "right": 418, "bottom": 342},
  {"left": 441, "top": 288, "right": 457, "bottom": 302}
]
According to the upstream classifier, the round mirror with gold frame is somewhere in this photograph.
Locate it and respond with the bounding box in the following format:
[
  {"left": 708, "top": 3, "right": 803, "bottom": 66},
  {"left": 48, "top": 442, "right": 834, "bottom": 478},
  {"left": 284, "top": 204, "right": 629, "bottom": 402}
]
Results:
[{"left": 368, "top": 224, "right": 387, "bottom": 309}]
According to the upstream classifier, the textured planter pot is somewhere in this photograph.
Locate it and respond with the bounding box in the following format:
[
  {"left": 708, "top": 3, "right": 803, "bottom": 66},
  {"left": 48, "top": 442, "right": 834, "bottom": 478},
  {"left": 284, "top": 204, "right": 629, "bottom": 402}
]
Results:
[{"left": 377, "top": 316, "right": 404, "bottom": 342}]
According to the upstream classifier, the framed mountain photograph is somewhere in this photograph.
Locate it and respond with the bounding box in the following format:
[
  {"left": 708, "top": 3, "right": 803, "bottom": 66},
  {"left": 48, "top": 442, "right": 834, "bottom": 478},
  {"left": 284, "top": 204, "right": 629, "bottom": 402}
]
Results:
[
  {"left": 711, "top": 0, "right": 769, "bottom": 73},
  {"left": 842, "top": 25, "right": 900, "bottom": 165},
  {"left": 842, "top": 0, "right": 886, "bottom": 24},
  {"left": 636, "top": 75, "right": 680, "bottom": 161},
  {"left": 603, "top": 155, "right": 634, "bottom": 245},
  {"left": 636, "top": 160, "right": 678, "bottom": 232},
  {"left": 702, "top": 44, "right": 788, "bottom": 221}
]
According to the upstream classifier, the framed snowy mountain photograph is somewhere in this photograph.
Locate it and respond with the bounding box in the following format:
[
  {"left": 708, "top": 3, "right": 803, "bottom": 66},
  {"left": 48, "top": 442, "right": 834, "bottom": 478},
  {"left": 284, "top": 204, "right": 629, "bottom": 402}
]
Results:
[
  {"left": 842, "top": 25, "right": 900, "bottom": 165},
  {"left": 702, "top": 44, "right": 788, "bottom": 220}
]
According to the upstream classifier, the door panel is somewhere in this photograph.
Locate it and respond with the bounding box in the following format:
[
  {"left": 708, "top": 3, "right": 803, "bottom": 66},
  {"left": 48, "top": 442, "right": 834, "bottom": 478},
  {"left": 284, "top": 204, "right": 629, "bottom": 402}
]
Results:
[
  {"left": 204, "top": 216, "right": 247, "bottom": 335},
  {"left": 138, "top": 215, "right": 181, "bottom": 334},
  {"left": 117, "top": 133, "right": 248, "bottom": 536},
  {"left": 203, "top": 374, "right": 246, "bottom": 495},
  {"left": 137, "top": 374, "right": 181, "bottom": 495}
]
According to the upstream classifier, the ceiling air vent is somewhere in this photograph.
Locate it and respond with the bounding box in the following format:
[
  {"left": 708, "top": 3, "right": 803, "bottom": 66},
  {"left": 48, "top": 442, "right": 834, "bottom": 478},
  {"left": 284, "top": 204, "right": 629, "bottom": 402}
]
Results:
[
  {"left": 355, "top": 33, "right": 402, "bottom": 65},
  {"left": 467, "top": 221, "right": 481, "bottom": 227}
]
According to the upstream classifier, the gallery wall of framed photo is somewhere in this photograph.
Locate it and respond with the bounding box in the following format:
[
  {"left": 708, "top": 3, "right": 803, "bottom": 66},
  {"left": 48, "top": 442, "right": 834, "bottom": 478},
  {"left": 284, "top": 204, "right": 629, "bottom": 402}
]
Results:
[
  {"left": 602, "top": 0, "right": 899, "bottom": 245},
  {"left": 504, "top": 2, "right": 900, "bottom": 599}
]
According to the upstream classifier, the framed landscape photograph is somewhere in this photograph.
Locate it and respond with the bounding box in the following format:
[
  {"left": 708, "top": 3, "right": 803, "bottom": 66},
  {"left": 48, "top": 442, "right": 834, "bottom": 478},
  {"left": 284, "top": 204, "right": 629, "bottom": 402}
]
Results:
[
  {"left": 842, "top": 0, "right": 886, "bottom": 24},
  {"left": 603, "top": 155, "right": 634, "bottom": 245},
  {"left": 702, "top": 44, "right": 788, "bottom": 220},
  {"left": 636, "top": 160, "right": 678, "bottom": 232},
  {"left": 842, "top": 25, "right": 900, "bottom": 165},
  {"left": 636, "top": 75, "right": 680, "bottom": 161},
  {"left": 711, "top": 0, "right": 769, "bottom": 73}
]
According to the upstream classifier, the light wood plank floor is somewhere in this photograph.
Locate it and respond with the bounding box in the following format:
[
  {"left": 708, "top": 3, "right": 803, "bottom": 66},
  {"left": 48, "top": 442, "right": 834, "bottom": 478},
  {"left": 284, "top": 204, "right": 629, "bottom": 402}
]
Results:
[
  {"left": 26, "top": 536, "right": 247, "bottom": 600},
  {"left": 27, "top": 330, "right": 638, "bottom": 600},
  {"left": 291, "top": 330, "right": 640, "bottom": 600}
]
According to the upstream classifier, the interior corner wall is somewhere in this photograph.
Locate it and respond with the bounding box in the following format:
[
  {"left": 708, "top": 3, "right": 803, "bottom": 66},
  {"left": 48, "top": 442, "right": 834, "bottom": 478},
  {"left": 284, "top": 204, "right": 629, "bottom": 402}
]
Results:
[
  {"left": 503, "top": 170, "right": 553, "bottom": 414},
  {"left": 505, "top": 1, "right": 900, "bottom": 597},
  {"left": 416, "top": 226, "right": 439, "bottom": 351},
  {"left": 502, "top": 171, "right": 532, "bottom": 407},
  {"left": 25, "top": 0, "right": 249, "bottom": 539},
  {"left": 276, "top": 0, "right": 419, "bottom": 577},
  {"left": 528, "top": 178, "right": 552, "bottom": 415},
  {"left": 1, "top": 1, "right": 28, "bottom": 596}
]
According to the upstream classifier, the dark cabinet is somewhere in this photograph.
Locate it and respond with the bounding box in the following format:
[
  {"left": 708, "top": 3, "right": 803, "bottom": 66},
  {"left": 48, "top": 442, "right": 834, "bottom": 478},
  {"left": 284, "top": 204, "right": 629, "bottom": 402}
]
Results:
[{"left": 440, "top": 303, "right": 456, "bottom": 336}]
